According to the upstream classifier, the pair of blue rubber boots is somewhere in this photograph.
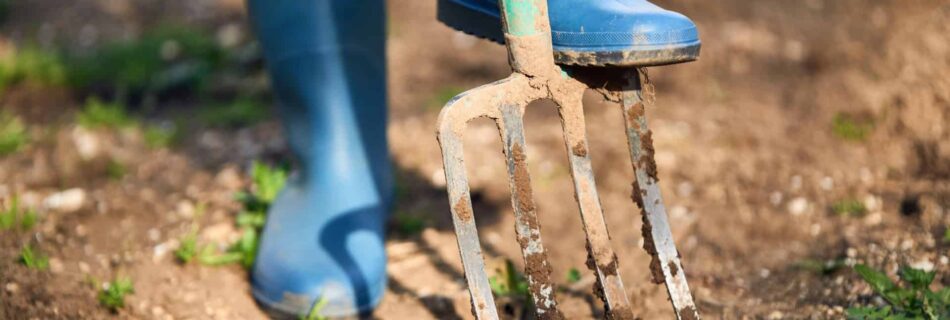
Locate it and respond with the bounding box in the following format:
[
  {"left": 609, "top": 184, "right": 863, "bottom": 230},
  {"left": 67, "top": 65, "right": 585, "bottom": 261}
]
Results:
[{"left": 246, "top": 0, "right": 700, "bottom": 317}]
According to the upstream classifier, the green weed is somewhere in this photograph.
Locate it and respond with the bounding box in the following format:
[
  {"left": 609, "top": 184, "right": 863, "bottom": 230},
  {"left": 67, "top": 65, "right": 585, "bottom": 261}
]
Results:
[
  {"left": 832, "top": 113, "right": 874, "bottom": 142},
  {"left": 198, "top": 161, "right": 286, "bottom": 269},
  {"left": 848, "top": 264, "right": 949, "bottom": 319},
  {"left": 0, "top": 47, "right": 67, "bottom": 94},
  {"left": 795, "top": 258, "right": 847, "bottom": 276},
  {"left": 566, "top": 268, "right": 582, "bottom": 284},
  {"left": 143, "top": 123, "right": 179, "bottom": 149},
  {"left": 832, "top": 199, "right": 867, "bottom": 217},
  {"left": 67, "top": 26, "right": 222, "bottom": 98},
  {"left": 77, "top": 98, "right": 136, "bottom": 129},
  {"left": 199, "top": 97, "right": 269, "bottom": 127},
  {"left": 0, "top": 111, "right": 28, "bottom": 155},
  {"left": 174, "top": 226, "right": 199, "bottom": 264},
  {"left": 943, "top": 227, "right": 950, "bottom": 244},
  {"left": 489, "top": 259, "right": 531, "bottom": 302},
  {"left": 393, "top": 212, "right": 426, "bottom": 236},
  {"left": 19, "top": 244, "right": 48, "bottom": 270},
  {"left": 301, "top": 297, "right": 328, "bottom": 320},
  {"left": 98, "top": 276, "right": 134, "bottom": 312},
  {"left": 106, "top": 159, "right": 127, "bottom": 180},
  {"left": 1, "top": 196, "right": 38, "bottom": 231}
]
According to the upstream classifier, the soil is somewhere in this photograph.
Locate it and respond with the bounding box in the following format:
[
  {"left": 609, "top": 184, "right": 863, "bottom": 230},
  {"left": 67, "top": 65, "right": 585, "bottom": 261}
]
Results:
[{"left": 2, "top": 0, "right": 950, "bottom": 319}]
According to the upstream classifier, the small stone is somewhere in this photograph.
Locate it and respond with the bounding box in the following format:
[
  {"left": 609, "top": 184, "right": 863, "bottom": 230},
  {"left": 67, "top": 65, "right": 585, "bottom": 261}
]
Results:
[
  {"left": 900, "top": 239, "right": 914, "bottom": 250},
  {"left": 49, "top": 258, "right": 64, "bottom": 274},
  {"left": 767, "top": 311, "right": 783, "bottom": 319},
  {"left": 75, "top": 224, "right": 87, "bottom": 237},
  {"left": 78, "top": 262, "right": 91, "bottom": 273},
  {"left": 940, "top": 256, "right": 949, "bottom": 265},
  {"left": 215, "top": 166, "right": 243, "bottom": 190},
  {"left": 44, "top": 189, "right": 86, "bottom": 213},
  {"left": 769, "top": 192, "right": 783, "bottom": 206},
  {"left": 147, "top": 228, "right": 161, "bottom": 242},
  {"left": 910, "top": 259, "right": 934, "bottom": 272},
  {"left": 151, "top": 306, "right": 166, "bottom": 317},
  {"left": 863, "top": 212, "right": 883, "bottom": 226},
  {"left": 787, "top": 197, "right": 809, "bottom": 216},
  {"left": 759, "top": 268, "right": 771, "bottom": 278},
  {"left": 5, "top": 283, "right": 19, "bottom": 293},
  {"left": 819, "top": 176, "right": 834, "bottom": 190},
  {"left": 71, "top": 127, "right": 100, "bottom": 160},
  {"left": 177, "top": 201, "right": 195, "bottom": 219}
]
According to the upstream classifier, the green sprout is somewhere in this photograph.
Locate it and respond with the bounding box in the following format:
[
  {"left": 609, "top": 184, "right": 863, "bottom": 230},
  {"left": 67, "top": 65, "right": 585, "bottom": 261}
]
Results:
[
  {"left": 20, "top": 244, "right": 49, "bottom": 270},
  {"left": 794, "top": 258, "right": 847, "bottom": 276},
  {"left": 488, "top": 259, "right": 530, "bottom": 301},
  {"left": 98, "top": 276, "right": 135, "bottom": 312},
  {"left": 199, "top": 97, "right": 269, "bottom": 127},
  {"left": 106, "top": 159, "right": 127, "bottom": 180},
  {"left": 143, "top": 123, "right": 179, "bottom": 149},
  {"left": 77, "top": 98, "right": 136, "bottom": 129},
  {"left": 1, "top": 196, "right": 38, "bottom": 231},
  {"left": 174, "top": 226, "right": 199, "bottom": 264},
  {"left": 832, "top": 199, "right": 867, "bottom": 217},
  {"left": 0, "top": 47, "right": 67, "bottom": 94},
  {"left": 0, "top": 111, "right": 28, "bottom": 155},
  {"left": 832, "top": 113, "right": 874, "bottom": 142},
  {"left": 566, "top": 268, "right": 582, "bottom": 284},
  {"left": 394, "top": 212, "right": 426, "bottom": 236},
  {"left": 848, "top": 264, "right": 949, "bottom": 319},
  {"left": 301, "top": 297, "right": 328, "bottom": 320}
]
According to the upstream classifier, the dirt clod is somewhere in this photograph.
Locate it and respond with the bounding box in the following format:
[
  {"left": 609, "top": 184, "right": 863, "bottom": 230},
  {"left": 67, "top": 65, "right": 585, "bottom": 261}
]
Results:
[
  {"left": 572, "top": 142, "right": 588, "bottom": 157},
  {"left": 640, "top": 215, "right": 664, "bottom": 285},
  {"left": 678, "top": 306, "right": 699, "bottom": 320},
  {"left": 668, "top": 261, "right": 679, "bottom": 277},
  {"left": 454, "top": 196, "right": 473, "bottom": 222}
]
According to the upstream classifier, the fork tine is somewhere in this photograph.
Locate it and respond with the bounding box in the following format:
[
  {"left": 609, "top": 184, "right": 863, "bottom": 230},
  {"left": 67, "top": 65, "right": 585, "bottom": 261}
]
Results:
[
  {"left": 551, "top": 83, "right": 636, "bottom": 319},
  {"left": 497, "top": 104, "right": 563, "bottom": 318},
  {"left": 620, "top": 69, "right": 700, "bottom": 320}
]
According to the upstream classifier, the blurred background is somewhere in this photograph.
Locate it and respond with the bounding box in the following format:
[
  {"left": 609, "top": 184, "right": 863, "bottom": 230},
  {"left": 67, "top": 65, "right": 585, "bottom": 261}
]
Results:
[{"left": 0, "top": 0, "right": 948, "bottom": 319}]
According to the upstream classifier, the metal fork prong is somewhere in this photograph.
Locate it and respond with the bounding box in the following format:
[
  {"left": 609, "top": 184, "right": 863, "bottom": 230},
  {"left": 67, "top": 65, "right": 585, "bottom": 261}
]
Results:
[
  {"left": 552, "top": 85, "right": 635, "bottom": 318},
  {"left": 498, "top": 104, "right": 562, "bottom": 318},
  {"left": 620, "top": 70, "right": 700, "bottom": 320},
  {"left": 437, "top": 74, "right": 542, "bottom": 320}
]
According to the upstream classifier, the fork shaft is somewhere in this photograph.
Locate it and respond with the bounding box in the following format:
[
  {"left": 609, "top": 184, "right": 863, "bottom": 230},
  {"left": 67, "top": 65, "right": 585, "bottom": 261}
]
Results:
[{"left": 621, "top": 70, "right": 700, "bottom": 320}]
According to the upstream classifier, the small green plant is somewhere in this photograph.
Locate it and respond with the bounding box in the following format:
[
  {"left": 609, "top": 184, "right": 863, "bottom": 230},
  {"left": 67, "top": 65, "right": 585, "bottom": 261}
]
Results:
[
  {"left": 67, "top": 26, "right": 223, "bottom": 99},
  {"left": 106, "top": 159, "right": 127, "bottom": 180},
  {"left": 0, "top": 47, "right": 67, "bottom": 94},
  {"left": 848, "top": 264, "right": 949, "bottom": 319},
  {"left": 77, "top": 98, "right": 136, "bottom": 129},
  {"left": 301, "top": 297, "right": 328, "bottom": 320},
  {"left": 143, "top": 123, "right": 179, "bottom": 149},
  {"left": 98, "top": 276, "right": 134, "bottom": 312},
  {"left": 832, "top": 112, "right": 874, "bottom": 142},
  {"left": 489, "top": 259, "right": 531, "bottom": 302},
  {"left": 427, "top": 86, "right": 465, "bottom": 111},
  {"left": 394, "top": 212, "right": 426, "bottom": 236},
  {"left": 0, "top": 196, "right": 38, "bottom": 231},
  {"left": 174, "top": 226, "right": 199, "bottom": 264},
  {"left": 943, "top": 227, "right": 950, "bottom": 244},
  {"left": 832, "top": 199, "right": 867, "bottom": 217},
  {"left": 795, "top": 258, "right": 847, "bottom": 276},
  {"left": 199, "top": 97, "right": 269, "bottom": 127},
  {"left": 19, "top": 244, "right": 49, "bottom": 270},
  {"left": 566, "top": 268, "right": 582, "bottom": 284},
  {"left": 0, "top": 111, "right": 28, "bottom": 155},
  {"left": 199, "top": 162, "right": 287, "bottom": 269}
]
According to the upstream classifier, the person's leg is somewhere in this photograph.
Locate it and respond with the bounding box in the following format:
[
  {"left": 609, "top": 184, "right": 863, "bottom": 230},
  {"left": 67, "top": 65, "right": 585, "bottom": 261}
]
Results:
[{"left": 246, "top": 0, "right": 391, "bottom": 316}]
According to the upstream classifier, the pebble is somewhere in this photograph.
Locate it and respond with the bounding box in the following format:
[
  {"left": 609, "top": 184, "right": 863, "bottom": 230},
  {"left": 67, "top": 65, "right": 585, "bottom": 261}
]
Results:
[
  {"left": 787, "top": 197, "right": 809, "bottom": 216},
  {"left": 819, "top": 176, "right": 834, "bottom": 190},
  {"left": 44, "top": 189, "right": 86, "bottom": 213},
  {"left": 215, "top": 166, "right": 243, "bottom": 190},
  {"left": 148, "top": 228, "right": 161, "bottom": 242},
  {"left": 78, "top": 262, "right": 91, "bottom": 273},
  {"left": 5, "top": 283, "right": 18, "bottom": 293},
  {"left": 941, "top": 256, "right": 949, "bottom": 265},
  {"left": 910, "top": 259, "right": 934, "bottom": 272},
  {"left": 767, "top": 311, "right": 783, "bottom": 319},
  {"left": 71, "top": 127, "right": 100, "bottom": 160},
  {"left": 49, "top": 258, "right": 64, "bottom": 274},
  {"left": 769, "top": 191, "right": 783, "bottom": 206},
  {"left": 759, "top": 268, "right": 771, "bottom": 278},
  {"left": 177, "top": 200, "right": 195, "bottom": 219}
]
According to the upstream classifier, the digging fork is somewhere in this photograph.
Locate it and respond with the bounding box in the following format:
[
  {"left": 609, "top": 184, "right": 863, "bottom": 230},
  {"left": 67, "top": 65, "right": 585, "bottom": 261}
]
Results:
[{"left": 436, "top": 0, "right": 700, "bottom": 318}]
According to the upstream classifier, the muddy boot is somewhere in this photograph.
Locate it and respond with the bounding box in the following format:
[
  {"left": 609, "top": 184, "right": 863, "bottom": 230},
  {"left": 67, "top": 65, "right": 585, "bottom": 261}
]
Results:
[
  {"left": 438, "top": 0, "right": 701, "bottom": 66},
  {"left": 246, "top": 0, "right": 391, "bottom": 317}
]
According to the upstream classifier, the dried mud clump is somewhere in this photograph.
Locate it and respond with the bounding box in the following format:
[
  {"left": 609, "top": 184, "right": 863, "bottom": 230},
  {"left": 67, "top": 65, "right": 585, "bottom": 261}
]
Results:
[
  {"left": 454, "top": 196, "right": 473, "bottom": 222},
  {"left": 572, "top": 141, "right": 588, "bottom": 157}
]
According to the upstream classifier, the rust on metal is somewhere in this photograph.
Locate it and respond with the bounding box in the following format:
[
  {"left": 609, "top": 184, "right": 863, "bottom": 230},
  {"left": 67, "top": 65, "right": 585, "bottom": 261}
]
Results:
[{"left": 454, "top": 196, "right": 473, "bottom": 222}]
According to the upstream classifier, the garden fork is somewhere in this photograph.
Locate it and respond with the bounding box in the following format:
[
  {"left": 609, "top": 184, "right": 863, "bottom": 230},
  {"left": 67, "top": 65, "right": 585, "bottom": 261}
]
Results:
[{"left": 436, "top": 0, "right": 700, "bottom": 319}]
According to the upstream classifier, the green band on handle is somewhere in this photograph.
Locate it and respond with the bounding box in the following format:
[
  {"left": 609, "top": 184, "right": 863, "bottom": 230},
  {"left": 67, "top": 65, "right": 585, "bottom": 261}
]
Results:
[{"left": 502, "top": 0, "right": 541, "bottom": 36}]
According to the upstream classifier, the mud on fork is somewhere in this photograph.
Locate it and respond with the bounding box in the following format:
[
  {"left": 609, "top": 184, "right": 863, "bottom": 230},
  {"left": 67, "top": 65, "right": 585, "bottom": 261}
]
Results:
[{"left": 436, "top": 0, "right": 700, "bottom": 319}]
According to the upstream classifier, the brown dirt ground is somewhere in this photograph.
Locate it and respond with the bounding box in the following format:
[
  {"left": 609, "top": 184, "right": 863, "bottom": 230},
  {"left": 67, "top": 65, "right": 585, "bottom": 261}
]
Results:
[{"left": 2, "top": 0, "right": 949, "bottom": 319}]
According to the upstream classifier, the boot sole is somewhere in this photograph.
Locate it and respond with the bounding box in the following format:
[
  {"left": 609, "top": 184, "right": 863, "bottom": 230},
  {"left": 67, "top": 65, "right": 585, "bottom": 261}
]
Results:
[{"left": 437, "top": 0, "right": 701, "bottom": 67}]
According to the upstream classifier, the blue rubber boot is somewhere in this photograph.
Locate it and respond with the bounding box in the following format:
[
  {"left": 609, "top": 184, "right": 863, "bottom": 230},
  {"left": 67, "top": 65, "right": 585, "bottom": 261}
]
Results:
[
  {"left": 246, "top": 0, "right": 392, "bottom": 317},
  {"left": 438, "top": 0, "right": 701, "bottom": 66}
]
